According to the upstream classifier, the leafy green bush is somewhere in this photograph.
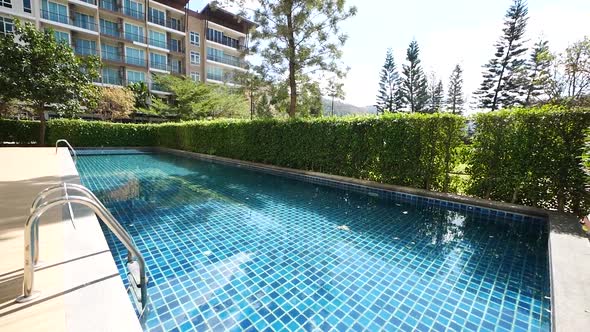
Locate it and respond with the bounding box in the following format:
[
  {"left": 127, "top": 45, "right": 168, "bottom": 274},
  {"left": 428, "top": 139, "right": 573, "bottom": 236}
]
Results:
[
  {"left": 158, "top": 113, "right": 466, "bottom": 192},
  {"left": 46, "top": 119, "right": 158, "bottom": 147},
  {"left": 468, "top": 106, "right": 590, "bottom": 214},
  {"left": 0, "top": 119, "right": 40, "bottom": 145}
]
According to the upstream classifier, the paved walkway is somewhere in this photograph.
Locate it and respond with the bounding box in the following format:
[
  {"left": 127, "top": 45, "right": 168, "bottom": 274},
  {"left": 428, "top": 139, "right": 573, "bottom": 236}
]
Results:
[{"left": 0, "top": 148, "right": 140, "bottom": 332}]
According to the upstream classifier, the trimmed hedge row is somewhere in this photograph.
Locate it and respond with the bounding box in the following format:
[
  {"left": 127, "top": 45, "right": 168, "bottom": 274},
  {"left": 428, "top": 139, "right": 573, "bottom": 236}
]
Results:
[
  {"left": 469, "top": 107, "right": 590, "bottom": 214},
  {"left": 0, "top": 119, "right": 40, "bottom": 145},
  {"left": 159, "top": 114, "right": 466, "bottom": 192},
  {"left": 45, "top": 119, "right": 158, "bottom": 147}
]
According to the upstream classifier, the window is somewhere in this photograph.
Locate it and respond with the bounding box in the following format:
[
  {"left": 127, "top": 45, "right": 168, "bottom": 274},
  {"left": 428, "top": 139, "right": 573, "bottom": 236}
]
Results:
[
  {"left": 99, "top": 0, "right": 115, "bottom": 11},
  {"left": 42, "top": 0, "right": 68, "bottom": 24},
  {"left": 52, "top": 30, "right": 69, "bottom": 44},
  {"left": 148, "top": 30, "right": 166, "bottom": 49},
  {"left": 1, "top": 0, "right": 12, "bottom": 9},
  {"left": 190, "top": 72, "right": 200, "bottom": 82},
  {"left": 168, "top": 17, "right": 181, "bottom": 31},
  {"left": 101, "top": 43, "right": 120, "bottom": 61},
  {"left": 170, "top": 38, "right": 181, "bottom": 53},
  {"left": 190, "top": 51, "right": 200, "bottom": 65},
  {"left": 124, "top": 0, "right": 143, "bottom": 20},
  {"left": 100, "top": 18, "right": 119, "bottom": 37},
  {"left": 149, "top": 7, "right": 165, "bottom": 25},
  {"left": 149, "top": 52, "right": 167, "bottom": 71},
  {"left": 207, "top": 47, "right": 241, "bottom": 67},
  {"left": 125, "top": 47, "right": 145, "bottom": 66},
  {"left": 206, "top": 28, "right": 239, "bottom": 49},
  {"left": 102, "top": 67, "right": 120, "bottom": 85},
  {"left": 75, "top": 39, "right": 96, "bottom": 56},
  {"left": 0, "top": 16, "right": 13, "bottom": 35},
  {"left": 190, "top": 32, "right": 199, "bottom": 46},
  {"left": 127, "top": 70, "right": 145, "bottom": 84},
  {"left": 74, "top": 12, "right": 95, "bottom": 31},
  {"left": 23, "top": 0, "right": 31, "bottom": 13},
  {"left": 207, "top": 66, "right": 224, "bottom": 82},
  {"left": 124, "top": 23, "right": 144, "bottom": 43}
]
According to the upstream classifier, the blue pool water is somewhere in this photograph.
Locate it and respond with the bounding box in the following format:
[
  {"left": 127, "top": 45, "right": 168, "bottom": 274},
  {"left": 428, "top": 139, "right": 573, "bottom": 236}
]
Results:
[{"left": 76, "top": 152, "right": 551, "bottom": 332}]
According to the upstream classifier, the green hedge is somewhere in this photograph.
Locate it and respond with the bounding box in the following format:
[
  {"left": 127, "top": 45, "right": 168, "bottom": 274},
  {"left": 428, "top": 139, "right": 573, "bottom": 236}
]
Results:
[
  {"left": 0, "top": 119, "right": 40, "bottom": 145},
  {"left": 469, "top": 107, "right": 590, "bottom": 214},
  {"left": 158, "top": 113, "right": 466, "bottom": 192},
  {"left": 46, "top": 119, "right": 158, "bottom": 147}
]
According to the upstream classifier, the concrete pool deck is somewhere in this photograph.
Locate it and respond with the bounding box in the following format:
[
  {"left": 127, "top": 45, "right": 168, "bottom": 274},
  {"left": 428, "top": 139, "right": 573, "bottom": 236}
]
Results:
[{"left": 0, "top": 148, "right": 141, "bottom": 332}]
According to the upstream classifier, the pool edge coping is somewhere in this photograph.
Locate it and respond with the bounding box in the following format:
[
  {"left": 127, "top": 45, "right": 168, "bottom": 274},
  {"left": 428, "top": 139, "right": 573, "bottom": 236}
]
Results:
[{"left": 84, "top": 147, "right": 590, "bottom": 332}]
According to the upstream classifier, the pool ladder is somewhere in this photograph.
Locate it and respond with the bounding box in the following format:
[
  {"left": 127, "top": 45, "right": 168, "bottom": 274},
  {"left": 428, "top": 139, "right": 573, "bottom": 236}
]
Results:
[{"left": 16, "top": 182, "right": 149, "bottom": 315}]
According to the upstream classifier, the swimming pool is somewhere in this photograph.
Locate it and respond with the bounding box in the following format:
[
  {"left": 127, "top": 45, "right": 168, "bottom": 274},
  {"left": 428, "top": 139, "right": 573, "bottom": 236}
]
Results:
[{"left": 77, "top": 152, "right": 551, "bottom": 332}]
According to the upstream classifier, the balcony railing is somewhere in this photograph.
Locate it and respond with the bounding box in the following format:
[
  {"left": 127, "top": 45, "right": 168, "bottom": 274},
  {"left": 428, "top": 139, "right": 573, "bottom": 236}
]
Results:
[
  {"left": 41, "top": 10, "right": 98, "bottom": 32},
  {"left": 124, "top": 30, "right": 146, "bottom": 44},
  {"left": 74, "top": 44, "right": 98, "bottom": 56},
  {"left": 150, "top": 61, "right": 167, "bottom": 71},
  {"left": 148, "top": 37, "right": 166, "bottom": 49},
  {"left": 100, "top": 25, "right": 120, "bottom": 38},
  {"left": 123, "top": 7, "right": 144, "bottom": 20},
  {"left": 125, "top": 55, "right": 146, "bottom": 67},
  {"left": 206, "top": 53, "right": 246, "bottom": 69},
  {"left": 148, "top": 13, "right": 184, "bottom": 32},
  {"left": 101, "top": 49, "right": 123, "bottom": 62},
  {"left": 76, "top": 0, "right": 97, "bottom": 5},
  {"left": 98, "top": 0, "right": 116, "bottom": 11},
  {"left": 170, "top": 62, "right": 181, "bottom": 74},
  {"left": 168, "top": 42, "right": 184, "bottom": 54}
]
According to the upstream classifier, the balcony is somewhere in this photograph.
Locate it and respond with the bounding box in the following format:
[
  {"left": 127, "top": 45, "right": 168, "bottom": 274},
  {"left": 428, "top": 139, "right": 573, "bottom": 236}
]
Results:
[
  {"left": 124, "top": 30, "right": 146, "bottom": 44},
  {"left": 150, "top": 61, "right": 168, "bottom": 71},
  {"left": 206, "top": 53, "right": 246, "bottom": 69},
  {"left": 148, "top": 13, "right": 184, "bottom": 32},
  {"left": 125, "top": 55, "right": 146, "bottom": 67},
  {"left": 168, "top": 42, "right": 184, "bottom": 54},
  {"left": 123, "top": 7, "right": 144, "bottom": 20},
  {"left": 169, "top": 62, "right": 182, "bottom": 74},
  {"left": 74, "top": 44, "right": 98, "bottom": 56},
  {"left": 41, "top": 10, "right": 97, "bottom": 32},
  {"left": 75, "top": 0, "right": 97, "bottom": 6},
  {"left": 100, "top": 25, "right": 120, "bottom": 38},
  {"left": 101, "top": 49, "right": 123, "bottom": 63},
  {"left": 98, "top": 0, "right": 116, "bottom": 12},
  {"left": 148, "top": 37, "right": 166, "bottom": 50}
]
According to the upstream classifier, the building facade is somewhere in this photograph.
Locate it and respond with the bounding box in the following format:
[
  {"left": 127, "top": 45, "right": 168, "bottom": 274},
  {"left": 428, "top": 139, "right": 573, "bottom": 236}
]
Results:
[{"left": 0, "top": 0, "right": 255, "bottom": 95}]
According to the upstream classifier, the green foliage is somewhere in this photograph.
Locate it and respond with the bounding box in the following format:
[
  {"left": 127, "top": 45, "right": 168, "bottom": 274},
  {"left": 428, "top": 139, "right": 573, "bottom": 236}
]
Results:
[
  {"left": 476, "top": 0, "right": 529, "bottom": 110},
  {"left": 401, "top": 40, "right": 429, "bottom": 112},
  {"left": 0, "top": 119, "right": 40, "bottom": 145},
  {"left": 468, "top": 106, "right": 590, "bottom": 214},
  {"left": 45, "top": 119, "right": 158, "bottom": 147},
  {"left": 376, "top": 49, "right": 401, "bottom": 113},
  {"left": 157, "top": 113, "right": 466, "bottom": 192},
  {"left": 153, "top": 75, "right": 249, "bottom": 119},
  {"left": 127, "top": 82, "right": 151, "bottom": 110},
  {"left": 248, "top": 0, "right": 357, "bottom": 116},
  {"left": 0, "top": 20, "right": 100, "bottom": 144}
]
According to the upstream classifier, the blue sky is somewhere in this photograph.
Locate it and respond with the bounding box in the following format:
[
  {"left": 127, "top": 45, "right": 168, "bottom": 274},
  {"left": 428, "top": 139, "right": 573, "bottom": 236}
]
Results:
[{"left": 189, "top": 0, "right": 590, "bottom": 109}]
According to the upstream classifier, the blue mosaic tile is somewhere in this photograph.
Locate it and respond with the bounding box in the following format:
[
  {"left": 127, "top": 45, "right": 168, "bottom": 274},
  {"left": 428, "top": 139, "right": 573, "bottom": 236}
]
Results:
[{"left": 76, "top": 152, "right": 551, "bottom": 332}]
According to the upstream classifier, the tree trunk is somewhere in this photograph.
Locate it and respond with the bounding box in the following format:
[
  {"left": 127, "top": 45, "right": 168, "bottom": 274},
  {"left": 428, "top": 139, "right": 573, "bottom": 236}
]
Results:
[
  {"left": 287, "top": 10, "right": 297, "bottom": 117},
  {"left": 37, "top": 107, "right": 46, "bottom": 146}
]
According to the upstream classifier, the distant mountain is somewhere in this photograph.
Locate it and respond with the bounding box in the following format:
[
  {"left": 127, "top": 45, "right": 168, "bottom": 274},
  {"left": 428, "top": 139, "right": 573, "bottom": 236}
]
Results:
[{"left": 321, "top": 98, "right": 377, "bottom": 116}]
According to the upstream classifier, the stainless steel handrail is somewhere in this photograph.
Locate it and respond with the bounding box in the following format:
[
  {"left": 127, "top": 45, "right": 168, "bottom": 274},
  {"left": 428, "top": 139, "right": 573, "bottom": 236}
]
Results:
[
  {"left": 30, "top": 183, "right": 134, "bottom": 265},
  {"left": 55, "top": 139, "right": 77, "bottom": 164},
  {"left": 16, "top": 190, "right": 148, "bottom": 311}
]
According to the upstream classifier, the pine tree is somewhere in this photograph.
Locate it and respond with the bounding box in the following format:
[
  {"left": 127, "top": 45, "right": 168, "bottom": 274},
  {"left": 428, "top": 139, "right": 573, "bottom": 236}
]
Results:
[
  {"left": 447, "top": 64, "right": 465, "bottom": 114},
  {"left": 375, "top": 49, "right": 400, "bottom": 113},
  {"left": 476, "top": 0, "right": 529, "bottom": 111},
  {"left": 427, "top": 75, "right": 444, "bottom": 113},
  {"left": 401, "top": 40, "right": 429, "bottom": 112},
  {"left": 523, "top": 40, "right": 553, "bottom": 106}
]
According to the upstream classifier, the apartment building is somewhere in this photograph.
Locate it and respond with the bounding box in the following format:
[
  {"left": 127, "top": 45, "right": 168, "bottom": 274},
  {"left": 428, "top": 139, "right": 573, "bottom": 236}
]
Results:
[
  {"left": 186, "top": 4, "right": 255, "bottom": 85},
  {"left": 0, "top": 0, "right": 255, "bottom": 94}
]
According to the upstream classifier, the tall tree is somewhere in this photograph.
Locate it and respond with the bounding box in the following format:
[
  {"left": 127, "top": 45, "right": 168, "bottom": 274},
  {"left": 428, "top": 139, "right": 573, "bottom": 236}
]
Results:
[
  {"left": 523, "top": 40, "right": 553, "bottom": 106},
  {"left": 375, "top": 49, "right": 400, "bottom": 113},
  {"left": 95, "top": 87, "right": 135, "bottom": 120},
  {"left": 401, "top": 40, "right": 429, "bottom": 112},
  {"left": 476, "top": 0, "right": 529, "bottom": 111},
  {"left": 563, "top": 36, "right": 590, "bottom": 100},
  {"left": 326, "top": 77, "right": 345, "bottom": 116},
  {"left": 246, "top": 0, "right": 356, "bottom": 117},
  {"left": 447, "top": 64, "right": 465, "bottom": 114},
  {"left": 0, "top": 21, "right": 100, "bottom": 145},
  {"left": 427, "top": 75, "right": 444, "bottom": 113}
]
